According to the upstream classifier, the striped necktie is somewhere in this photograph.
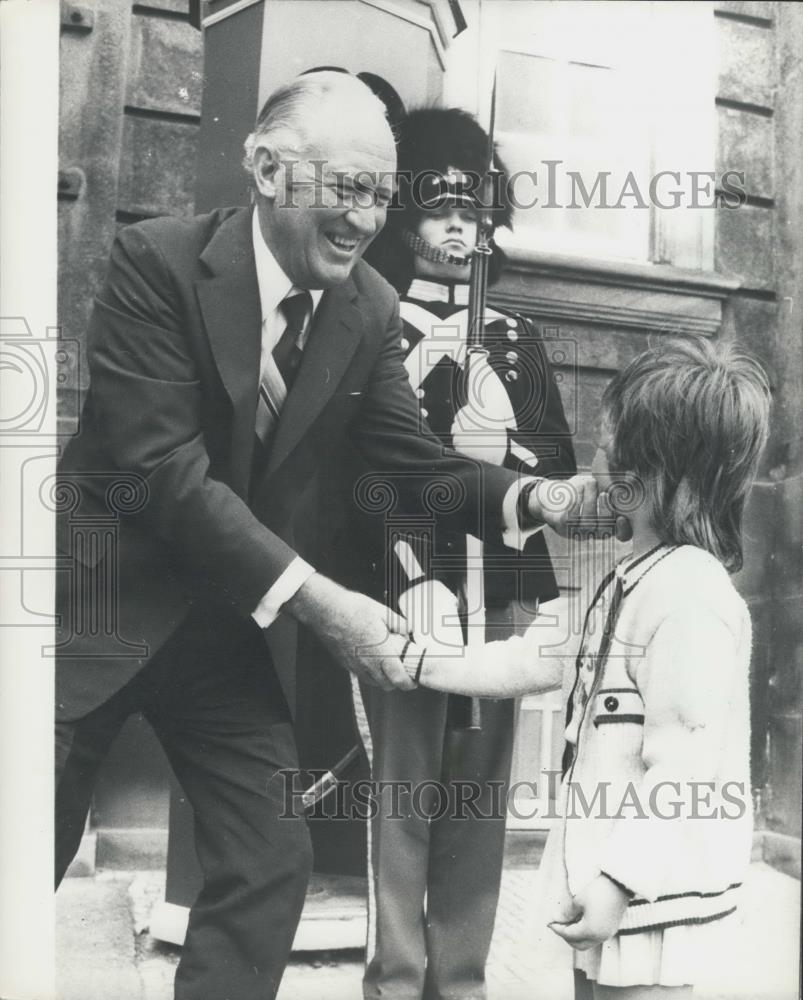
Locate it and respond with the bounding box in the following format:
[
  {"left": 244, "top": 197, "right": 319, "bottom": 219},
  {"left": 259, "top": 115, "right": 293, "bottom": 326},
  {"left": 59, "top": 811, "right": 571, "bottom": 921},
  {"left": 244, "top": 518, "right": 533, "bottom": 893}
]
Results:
[{"left": 254, "top": 290, "right": 312, "bottom": 448}]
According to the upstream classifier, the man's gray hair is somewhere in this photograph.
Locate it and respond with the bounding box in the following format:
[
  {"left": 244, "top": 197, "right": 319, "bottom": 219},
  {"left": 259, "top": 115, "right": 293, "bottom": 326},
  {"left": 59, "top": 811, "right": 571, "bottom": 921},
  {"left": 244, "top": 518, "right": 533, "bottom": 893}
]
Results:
[{"left": 243, "top": 71, "right": 388, "bottom": 174}]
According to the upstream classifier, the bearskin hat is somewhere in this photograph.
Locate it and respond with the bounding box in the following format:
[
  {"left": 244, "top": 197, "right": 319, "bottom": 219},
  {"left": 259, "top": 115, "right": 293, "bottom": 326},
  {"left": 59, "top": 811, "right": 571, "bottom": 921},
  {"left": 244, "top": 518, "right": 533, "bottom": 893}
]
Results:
[
  {"left": 365, "top": 107, "right": 513, "bottom": 293},
  {"left": 393, "top": 107, "right": 513, "bottom": 230}
]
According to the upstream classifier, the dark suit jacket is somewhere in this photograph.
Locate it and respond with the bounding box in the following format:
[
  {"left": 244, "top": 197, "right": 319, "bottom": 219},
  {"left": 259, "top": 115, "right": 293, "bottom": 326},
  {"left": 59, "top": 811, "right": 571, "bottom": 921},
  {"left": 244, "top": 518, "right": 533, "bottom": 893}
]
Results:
[{"left": 56, "top": 208, "right": 519, "bottom": 720}]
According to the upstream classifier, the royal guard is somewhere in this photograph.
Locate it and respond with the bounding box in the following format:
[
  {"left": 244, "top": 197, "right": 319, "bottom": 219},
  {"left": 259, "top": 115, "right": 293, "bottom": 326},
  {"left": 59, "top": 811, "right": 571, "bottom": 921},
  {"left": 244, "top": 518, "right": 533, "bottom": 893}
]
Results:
[{"left": 337, "top": 105, "right": 577, "bottom": 1000}]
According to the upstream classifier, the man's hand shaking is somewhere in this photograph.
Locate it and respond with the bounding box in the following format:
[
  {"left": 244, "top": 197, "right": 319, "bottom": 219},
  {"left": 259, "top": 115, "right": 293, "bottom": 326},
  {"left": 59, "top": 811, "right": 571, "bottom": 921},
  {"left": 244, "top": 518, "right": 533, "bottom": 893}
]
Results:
[{"left": 286, "top": 575, "right": 415, "bottom": 690}]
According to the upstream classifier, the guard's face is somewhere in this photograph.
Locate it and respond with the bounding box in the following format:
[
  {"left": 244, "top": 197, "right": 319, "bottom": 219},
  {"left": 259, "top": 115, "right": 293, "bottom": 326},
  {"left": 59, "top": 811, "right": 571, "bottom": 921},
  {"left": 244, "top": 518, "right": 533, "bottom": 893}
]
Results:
[
  {"left": 414, "top": 203, "right": 478, "bottom": 282},
  {"left": 417, "top": 203, "right": 479, "bottom": 257},
  {"left": 257, "top": 107, "right": 396, "bottom": 289}
]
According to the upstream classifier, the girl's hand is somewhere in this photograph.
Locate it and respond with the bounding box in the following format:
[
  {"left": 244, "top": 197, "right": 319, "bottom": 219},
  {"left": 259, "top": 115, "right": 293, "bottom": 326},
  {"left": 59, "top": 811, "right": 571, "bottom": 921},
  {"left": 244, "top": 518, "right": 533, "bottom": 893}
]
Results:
[{"left": 548, "top": 875, "right": 630, "bottom": 951}]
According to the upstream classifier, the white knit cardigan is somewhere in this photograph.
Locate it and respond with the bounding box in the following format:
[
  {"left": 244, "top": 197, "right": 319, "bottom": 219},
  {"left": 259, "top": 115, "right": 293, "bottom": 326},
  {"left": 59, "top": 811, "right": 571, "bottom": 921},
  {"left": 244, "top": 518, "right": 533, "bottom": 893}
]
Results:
[
  {"left": 416, "top": 544, "right": 754, "bottom": 934},
  {"left": 561, "top": 544, "right": 753, "bottom": 933}
]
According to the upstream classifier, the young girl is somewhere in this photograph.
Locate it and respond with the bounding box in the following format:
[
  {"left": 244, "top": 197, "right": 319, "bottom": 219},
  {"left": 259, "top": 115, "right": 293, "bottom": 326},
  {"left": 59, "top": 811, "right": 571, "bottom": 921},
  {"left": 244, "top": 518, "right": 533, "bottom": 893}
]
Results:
[{"left": 400, "top": 336, "right": 771, "bottom": 1000}]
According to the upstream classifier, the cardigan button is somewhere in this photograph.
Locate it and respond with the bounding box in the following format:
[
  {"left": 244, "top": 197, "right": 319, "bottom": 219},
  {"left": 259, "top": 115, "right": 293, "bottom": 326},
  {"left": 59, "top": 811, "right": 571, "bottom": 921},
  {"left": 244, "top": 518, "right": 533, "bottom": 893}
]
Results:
[{"left": 604, "top": 695, "right": 619, "bottom": 712}]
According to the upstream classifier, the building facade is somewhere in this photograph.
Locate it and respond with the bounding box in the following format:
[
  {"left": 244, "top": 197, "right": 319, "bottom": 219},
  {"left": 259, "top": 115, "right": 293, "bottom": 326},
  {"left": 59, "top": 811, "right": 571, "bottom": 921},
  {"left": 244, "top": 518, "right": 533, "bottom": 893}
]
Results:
[{"left": 57, "top": 0, "right": 801, "bottom": 878}]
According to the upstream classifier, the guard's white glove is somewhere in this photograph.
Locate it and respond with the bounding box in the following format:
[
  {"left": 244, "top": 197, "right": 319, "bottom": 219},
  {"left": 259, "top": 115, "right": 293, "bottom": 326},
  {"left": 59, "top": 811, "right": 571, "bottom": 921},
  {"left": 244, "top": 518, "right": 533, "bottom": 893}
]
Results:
[{"left": 397, "top": 579, "right": 462, "bottom": 653}]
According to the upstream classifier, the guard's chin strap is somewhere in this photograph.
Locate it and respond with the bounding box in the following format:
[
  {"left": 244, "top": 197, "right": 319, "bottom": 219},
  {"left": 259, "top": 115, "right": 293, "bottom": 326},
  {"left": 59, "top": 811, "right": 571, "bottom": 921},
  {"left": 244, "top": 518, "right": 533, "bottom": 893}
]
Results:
[{"left": 402, "top": 229, "right": 472, "bottom": 267}]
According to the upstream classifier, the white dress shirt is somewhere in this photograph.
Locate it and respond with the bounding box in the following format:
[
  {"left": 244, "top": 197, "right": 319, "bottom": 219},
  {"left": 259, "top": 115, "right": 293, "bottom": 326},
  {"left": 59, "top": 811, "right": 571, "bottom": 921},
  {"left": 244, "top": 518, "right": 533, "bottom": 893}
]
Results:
[{"left": 250, "top": 209, "right": 320, "bottom": 628}]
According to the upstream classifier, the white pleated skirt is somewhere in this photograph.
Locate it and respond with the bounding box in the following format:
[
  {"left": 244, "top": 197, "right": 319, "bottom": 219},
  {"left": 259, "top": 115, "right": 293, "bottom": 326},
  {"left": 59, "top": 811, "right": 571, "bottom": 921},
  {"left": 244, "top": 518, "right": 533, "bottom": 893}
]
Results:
[
  {"left": 538, "top": 790, "right": 733, "bottom": 988},
  {"left": 573, "top": 917, "right": 730, "bottom": 988}
]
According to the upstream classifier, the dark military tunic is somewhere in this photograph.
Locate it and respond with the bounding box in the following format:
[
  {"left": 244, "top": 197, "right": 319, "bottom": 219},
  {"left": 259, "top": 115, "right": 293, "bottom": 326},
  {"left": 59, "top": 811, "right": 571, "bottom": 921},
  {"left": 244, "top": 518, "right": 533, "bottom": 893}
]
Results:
[{"left": 384, "top": 278, "right": 576, "bottom": 609}]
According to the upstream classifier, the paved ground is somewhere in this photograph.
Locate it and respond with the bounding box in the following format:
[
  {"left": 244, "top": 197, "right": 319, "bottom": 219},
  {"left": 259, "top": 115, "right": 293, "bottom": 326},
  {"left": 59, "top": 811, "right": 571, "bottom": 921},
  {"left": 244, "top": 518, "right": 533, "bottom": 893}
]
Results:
[{"left": 56, "top": 861, "right": 800, "bottom": 1000}]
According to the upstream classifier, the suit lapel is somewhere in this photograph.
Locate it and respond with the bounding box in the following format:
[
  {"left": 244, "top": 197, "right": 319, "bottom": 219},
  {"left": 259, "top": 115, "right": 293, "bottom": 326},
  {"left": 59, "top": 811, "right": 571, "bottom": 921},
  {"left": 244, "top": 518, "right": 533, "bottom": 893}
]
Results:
[
  {"left": 195, "top": 209, "right": 262, "bottom": 494},
  {"left": 266, "top": 280, "right": 363, "bottom": 475},
  {"left": 195, "top": 208, "right": 365, "bottom": 486}
]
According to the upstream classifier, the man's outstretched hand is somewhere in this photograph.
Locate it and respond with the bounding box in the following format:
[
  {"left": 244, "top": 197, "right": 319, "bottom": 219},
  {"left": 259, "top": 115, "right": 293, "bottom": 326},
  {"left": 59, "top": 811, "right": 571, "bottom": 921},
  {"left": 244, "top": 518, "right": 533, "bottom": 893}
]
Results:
[
  {"left": 526, "top": 475, "right": 633, "bottom": 542},
  {"left": 286, "top": 574, "right": 415, "bottom": 690}
]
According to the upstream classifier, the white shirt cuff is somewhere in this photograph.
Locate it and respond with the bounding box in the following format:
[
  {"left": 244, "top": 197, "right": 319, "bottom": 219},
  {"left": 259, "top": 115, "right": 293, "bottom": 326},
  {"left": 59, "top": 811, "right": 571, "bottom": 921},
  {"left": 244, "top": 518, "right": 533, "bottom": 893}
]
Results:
[
  {"left": 251, "top": 557, "right": 316, "bottom": 628},
  {"left": 501, "top": 477, "right": 545, "bottom": 551}
]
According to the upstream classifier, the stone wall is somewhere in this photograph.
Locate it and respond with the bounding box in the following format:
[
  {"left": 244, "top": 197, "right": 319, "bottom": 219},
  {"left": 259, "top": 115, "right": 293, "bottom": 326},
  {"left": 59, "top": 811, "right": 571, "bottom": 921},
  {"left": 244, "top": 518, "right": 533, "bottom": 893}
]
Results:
[
  {"left": 716, "top": 1, "right": 802, "bottom": 846},
  {"left": 58, "top": 0, "right": 203, "bottom": 865}
]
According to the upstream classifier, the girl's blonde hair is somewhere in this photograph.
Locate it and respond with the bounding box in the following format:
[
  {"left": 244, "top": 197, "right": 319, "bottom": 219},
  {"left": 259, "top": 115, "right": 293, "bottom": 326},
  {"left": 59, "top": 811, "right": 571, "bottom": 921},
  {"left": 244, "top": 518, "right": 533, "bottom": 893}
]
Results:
[{"left": 602, "top": 337, "right": 771, "bottom": 572}]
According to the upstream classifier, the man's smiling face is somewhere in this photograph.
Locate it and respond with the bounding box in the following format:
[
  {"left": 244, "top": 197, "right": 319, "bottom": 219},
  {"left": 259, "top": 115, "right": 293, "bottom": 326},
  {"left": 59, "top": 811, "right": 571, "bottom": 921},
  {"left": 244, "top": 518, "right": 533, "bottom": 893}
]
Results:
[{"left": 256, "top": 94, "right": 396, "bottom": 290}]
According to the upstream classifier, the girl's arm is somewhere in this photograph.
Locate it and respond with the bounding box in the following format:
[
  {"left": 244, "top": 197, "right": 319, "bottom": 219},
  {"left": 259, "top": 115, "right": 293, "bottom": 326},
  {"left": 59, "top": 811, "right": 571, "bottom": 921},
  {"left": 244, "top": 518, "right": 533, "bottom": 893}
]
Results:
[{"left": 404, "top": 614, "right": 567, "bottom": 698}]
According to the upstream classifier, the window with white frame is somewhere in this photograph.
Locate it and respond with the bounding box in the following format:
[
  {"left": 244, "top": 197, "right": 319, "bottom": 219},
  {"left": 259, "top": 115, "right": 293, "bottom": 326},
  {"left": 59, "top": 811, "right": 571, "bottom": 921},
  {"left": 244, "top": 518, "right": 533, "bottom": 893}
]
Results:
[{"left": 443, "top": 0, "right": 717, "bottom": 270}]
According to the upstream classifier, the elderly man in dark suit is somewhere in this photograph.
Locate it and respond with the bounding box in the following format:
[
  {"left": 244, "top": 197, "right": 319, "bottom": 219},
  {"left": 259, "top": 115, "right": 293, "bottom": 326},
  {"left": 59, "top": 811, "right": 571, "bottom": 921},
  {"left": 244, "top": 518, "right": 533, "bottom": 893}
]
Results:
[{"left": 54, "top": 71, "right": 607, "bottom": 1000}]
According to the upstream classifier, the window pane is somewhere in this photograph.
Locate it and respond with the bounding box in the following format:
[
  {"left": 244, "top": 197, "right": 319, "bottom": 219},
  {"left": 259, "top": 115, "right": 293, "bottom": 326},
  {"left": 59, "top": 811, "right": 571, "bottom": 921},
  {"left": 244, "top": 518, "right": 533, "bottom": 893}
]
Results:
[
  {"left": 444, "top": 0, "right": 716, "bottom": 268},
  {"left": 496, "top": 47, "right": 651, "bottom": 260}
]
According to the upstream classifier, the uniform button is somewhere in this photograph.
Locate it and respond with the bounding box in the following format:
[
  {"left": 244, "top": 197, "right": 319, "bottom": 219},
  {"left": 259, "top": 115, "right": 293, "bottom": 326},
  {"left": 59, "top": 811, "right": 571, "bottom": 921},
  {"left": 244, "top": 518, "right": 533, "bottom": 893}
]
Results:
[
  {"left": 505, "top": 351, "right": 518, "bottom": 364},
  {"left": 507, "top": 329, "right": 519, "bottom": 343},
  {"left": 420, "top": 408, "right": 429, "bottom": 418},
  {"left": 401, "top": 337, "right": 409, "bottom": 350},
  {"left": 505, "top": 370, "right": 518, "bottom": 383},
  {"left": 506, "top": 317, "right": 517, "bottom": 329},
  {"left": 415, "top": 387, "right": 425, "bottom": 399},
  {"left": 604, "top": 696, "right": 619, "bottom": 712}
]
